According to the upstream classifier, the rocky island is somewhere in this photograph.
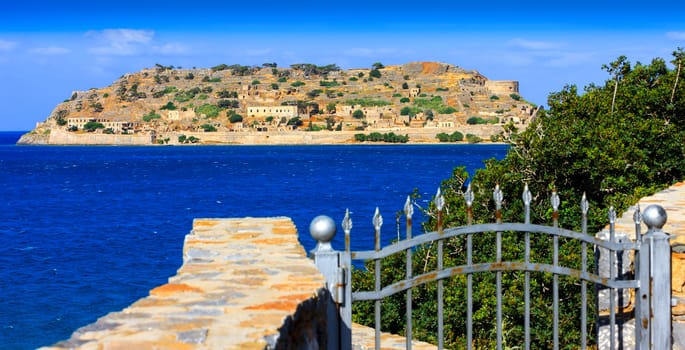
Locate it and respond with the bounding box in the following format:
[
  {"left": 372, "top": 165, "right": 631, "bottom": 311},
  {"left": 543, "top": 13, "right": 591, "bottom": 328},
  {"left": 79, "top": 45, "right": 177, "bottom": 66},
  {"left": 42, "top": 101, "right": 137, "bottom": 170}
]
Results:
[{"left": 17, "top": 61, "right": 538, "bottom": 145}]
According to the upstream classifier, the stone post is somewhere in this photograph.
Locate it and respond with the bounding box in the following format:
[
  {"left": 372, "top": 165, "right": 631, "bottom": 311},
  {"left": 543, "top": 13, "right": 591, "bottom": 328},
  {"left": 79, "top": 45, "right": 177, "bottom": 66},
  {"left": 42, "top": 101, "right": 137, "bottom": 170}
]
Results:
[
  {"left": 310, "top": 215, "right": 342, "bottom": 350},
  {"left": 642, "top": 204, "right": 672, "bottom": 349}
]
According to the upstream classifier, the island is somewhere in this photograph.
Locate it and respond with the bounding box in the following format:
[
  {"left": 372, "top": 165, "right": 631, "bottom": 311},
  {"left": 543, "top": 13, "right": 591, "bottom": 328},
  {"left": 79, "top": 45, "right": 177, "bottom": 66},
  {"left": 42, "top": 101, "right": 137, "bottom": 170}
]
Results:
[{"left": 17, "top": 62, "right": 538, "bottom": 145}]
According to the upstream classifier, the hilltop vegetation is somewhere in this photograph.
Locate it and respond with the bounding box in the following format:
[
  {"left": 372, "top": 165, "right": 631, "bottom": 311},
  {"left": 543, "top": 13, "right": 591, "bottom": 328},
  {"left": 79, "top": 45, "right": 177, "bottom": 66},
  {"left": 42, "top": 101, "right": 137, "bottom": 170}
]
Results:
[{"left": 21, "top": 61, "right": 536, "bottom": 145}]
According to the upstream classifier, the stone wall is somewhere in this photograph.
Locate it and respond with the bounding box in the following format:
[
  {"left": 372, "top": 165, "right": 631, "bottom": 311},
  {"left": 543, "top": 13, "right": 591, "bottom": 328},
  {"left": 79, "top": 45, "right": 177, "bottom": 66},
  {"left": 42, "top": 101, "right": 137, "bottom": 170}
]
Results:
[
  {"left": 41, "top": 217, "right": 436, "bottom": 350},
  {"left": 47, "top": 129, "right": 153, "bottom": 145}
]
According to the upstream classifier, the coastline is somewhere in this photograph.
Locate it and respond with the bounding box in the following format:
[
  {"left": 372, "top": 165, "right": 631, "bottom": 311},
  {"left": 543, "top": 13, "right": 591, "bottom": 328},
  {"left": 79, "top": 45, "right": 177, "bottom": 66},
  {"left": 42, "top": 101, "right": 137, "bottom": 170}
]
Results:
[{"left": 17, "top": 125, "right": 507, "bottom": 146}]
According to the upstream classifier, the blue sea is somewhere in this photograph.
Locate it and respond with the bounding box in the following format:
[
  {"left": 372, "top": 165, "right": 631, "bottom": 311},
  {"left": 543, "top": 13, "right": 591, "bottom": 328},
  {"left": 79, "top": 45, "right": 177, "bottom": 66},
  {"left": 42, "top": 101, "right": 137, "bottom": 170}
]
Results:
[{"left": 0, "top": 131, "right": 508, "bottom": 349}]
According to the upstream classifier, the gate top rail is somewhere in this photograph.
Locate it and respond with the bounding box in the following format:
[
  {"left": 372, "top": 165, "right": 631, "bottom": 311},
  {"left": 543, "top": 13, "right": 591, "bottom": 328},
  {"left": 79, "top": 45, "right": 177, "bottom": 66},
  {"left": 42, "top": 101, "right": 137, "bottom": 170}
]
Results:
[{"left": 350, "top": 222, "right": 640, "bottom": 261}]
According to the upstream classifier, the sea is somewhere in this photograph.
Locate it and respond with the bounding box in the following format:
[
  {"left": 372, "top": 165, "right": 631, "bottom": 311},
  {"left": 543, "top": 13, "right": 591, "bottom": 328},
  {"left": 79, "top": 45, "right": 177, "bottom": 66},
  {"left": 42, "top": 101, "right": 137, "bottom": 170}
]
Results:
[{"left": 0, "top": 131, "right": 508, "bottom": 349}]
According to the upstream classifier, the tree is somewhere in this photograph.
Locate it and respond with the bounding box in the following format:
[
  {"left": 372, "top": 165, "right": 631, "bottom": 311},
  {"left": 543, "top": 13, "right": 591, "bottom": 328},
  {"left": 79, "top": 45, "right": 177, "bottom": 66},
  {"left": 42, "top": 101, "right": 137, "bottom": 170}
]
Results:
[
  {"left": 353, "top": 51, "right": 685, "bottom": 348},
  {"left": 372, "top": 62, "right": 384, "bottom": 69},
  {"left": 200, "top": 124, "right": 217, "bottom": 132},
  {"left": 83, "top": 121, "right": 104, "bottom": 132},
  {"left": 352, "top": 109, "right": 365, "bottom": 119},
  {"left": 228, "top": 113, "right": 243, "bottom": 123},
  {"left": 369, "top": 69, "right": 382, "bottom": 79},
  {"left": 602, "top": 55, "right": 630, "bottom": 114}
]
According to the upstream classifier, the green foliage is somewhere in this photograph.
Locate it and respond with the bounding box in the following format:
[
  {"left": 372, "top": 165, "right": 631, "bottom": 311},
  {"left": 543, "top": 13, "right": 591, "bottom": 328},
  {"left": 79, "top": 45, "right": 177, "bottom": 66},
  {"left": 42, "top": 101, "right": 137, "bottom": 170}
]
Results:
[
  {"left": 160, "top": 102, "right": 177, "bottom": 110},
  {"left": 216, "top": 89, "right": 238, "bottom": 98},
  {"left": 228, "top": 113, "right": 243, "bottom": 123},
  {"left": 465, "top": 133, "right": 482, "bottom": 143},
  {"left": 352, "top": 109, "right": 365, "bottom": 119},
  {"left": 344, "top": 98, "right": 391, "bottom": 107},
  {"left": 251, "top": 79, "right": 260, "bottom": 85},
  {"left": 200, "top": 123, "right": 217, "bottom": 132},
  {"left": 142, "top": 111, "right": 161, "bottom": 122},
  {"left": 353, "top": 132, "right": 409, "bottom": 143},
  {"left": 306, "top": 89, "right": 323, "bottom": 98},
  {"left": 400, "top": 106, "right": 421, "bottom": 117},
  {"left": 349, "top": 77, "right": 358, "bottom": 82},
  {"left": 490, "top": 95, "right": 500, "bottom": 100},
  {"left": 400, "top": 97, "right": 410, "bottom": 103},
  {"left": 510, "top": 93, "right": 521, "bottom": 101},
  {"left": 372, "top": 62, "right": 384, "bottom": 69},
  {"left": 353, "top": 51, "right": 685, "bottom": 348},
  {"left": 217, "top": 99, "right": 240, "bottom": 109},
  {"left": 369, "top": 69, "right": 382, "bottom": 78},
  {"left": 278, "top": 77, "right": 287, "bottom": 83},
  {"left": 287, "top": 116, "right": 303, "bottom": 127},
  {"left": 436, "top": 87, "right": 449, "bottom": 91},
  {"left": 83, "top": 121, "right": 104, "bottom": 132},
  {"left": 319, "top": 80, "right": 339, "bottom": 87},
  {"left": 196, "top": 104, "right": 220, "bottom": 118},
  {"left": 291, "top": 81, "right": 305, "bottom": 87},
  {"left": 271, "top": 83, "right": 279, "bottom": 90},
  {"left": 466, "top": 116, "right": 493, "bottom": 125},
  {"left": 436, "top": 131, "right": 464, "bottom": 142},
  {"left": 289, "top": 63, "right": 340, "bottom": 75}
]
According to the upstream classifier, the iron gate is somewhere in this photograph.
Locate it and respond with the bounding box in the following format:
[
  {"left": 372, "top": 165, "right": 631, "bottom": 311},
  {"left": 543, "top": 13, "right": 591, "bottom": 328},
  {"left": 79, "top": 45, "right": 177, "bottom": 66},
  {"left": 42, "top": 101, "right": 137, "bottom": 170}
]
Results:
[{"left": 309, "top": 184, "right": 671, "bottom": 350}]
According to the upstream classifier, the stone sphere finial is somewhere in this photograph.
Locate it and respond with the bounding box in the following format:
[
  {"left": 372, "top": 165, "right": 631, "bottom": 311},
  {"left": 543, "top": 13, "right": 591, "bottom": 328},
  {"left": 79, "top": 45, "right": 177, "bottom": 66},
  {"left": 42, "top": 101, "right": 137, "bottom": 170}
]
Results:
[
  {"left": 310, "top": 215, "right": 336, "bottom": 244},
  {"left": 642, "top": 204, "right": 667, "bottom": 230}
]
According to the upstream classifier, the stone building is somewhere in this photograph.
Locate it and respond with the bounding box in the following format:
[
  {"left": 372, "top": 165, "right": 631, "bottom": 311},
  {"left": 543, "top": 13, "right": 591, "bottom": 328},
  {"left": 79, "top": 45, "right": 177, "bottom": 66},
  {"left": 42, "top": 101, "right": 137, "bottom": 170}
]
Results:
[{"left": 247, "top": 105, "right": 298, "bottom": 119}]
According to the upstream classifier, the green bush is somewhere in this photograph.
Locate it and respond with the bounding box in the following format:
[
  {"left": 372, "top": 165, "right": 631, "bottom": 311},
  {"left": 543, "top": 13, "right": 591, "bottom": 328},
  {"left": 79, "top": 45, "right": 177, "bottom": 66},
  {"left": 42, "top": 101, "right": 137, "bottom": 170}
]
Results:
[
  {"left": 465, "top": 133, "right": 482, "bottom": 143},
  {"left": 196, "top": 104, "right": 220, "bottom": 118},
  {"left": 200, "top": 124, "right": 217, "bottom": 132},
  {"left": 229, "top": 113, "right": 243, "bottom": 123},
  {"left": 400, "top": 97, "right": 410, "bottom": 103},
  {"left": 142, "top": 111, "right": 161, "bottom": 122},
  {"left": 160, "top": 102, "right": 177, "bottom": 110},
  {"left": 83, "top": 121, "right": 104, "bottom": 132},
  {"left": 291, "top": 81, "right": 305, "bottom": 87}
]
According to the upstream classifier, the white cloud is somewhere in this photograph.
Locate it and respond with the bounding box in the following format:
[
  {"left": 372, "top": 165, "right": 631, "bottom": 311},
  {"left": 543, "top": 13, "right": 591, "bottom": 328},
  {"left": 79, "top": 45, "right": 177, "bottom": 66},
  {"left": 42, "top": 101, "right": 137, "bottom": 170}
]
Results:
[
  {"left": 666, "top": 31, "right": 685, "bottom": 40},
  {"left": 29, "top": 47, "right": 70, "bottom": 55},
  {"left": 86, "top": 29, "right": 154, "bottom": 55},
  {"left": 152, "top": 43, "right": 189, "bottom": 55},
  {"left": 507, "top": 38, "right": 562, "bottom": 50},
  {"left": 0, "top": 39, "right": 18, "bottom": 52}
]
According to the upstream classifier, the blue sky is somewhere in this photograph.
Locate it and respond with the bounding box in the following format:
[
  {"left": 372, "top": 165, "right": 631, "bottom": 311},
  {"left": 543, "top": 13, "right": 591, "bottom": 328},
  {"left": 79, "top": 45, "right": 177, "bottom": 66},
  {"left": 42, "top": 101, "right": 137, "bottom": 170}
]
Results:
[{"left": 1, "top": 0, "right": 684, "bottom": 130}]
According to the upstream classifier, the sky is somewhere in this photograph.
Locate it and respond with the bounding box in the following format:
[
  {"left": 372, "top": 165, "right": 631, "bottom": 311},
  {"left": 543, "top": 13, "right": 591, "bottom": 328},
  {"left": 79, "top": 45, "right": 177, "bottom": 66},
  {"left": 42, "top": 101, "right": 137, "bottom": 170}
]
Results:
[{"left": 1, "top": 0, "right": 684, "bottom": 131}]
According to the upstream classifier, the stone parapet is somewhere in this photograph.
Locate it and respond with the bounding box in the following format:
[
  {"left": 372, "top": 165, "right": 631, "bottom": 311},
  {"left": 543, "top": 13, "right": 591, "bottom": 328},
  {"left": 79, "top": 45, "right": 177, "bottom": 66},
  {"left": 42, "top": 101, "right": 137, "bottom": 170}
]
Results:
[
  {"left": 41, "top": 217, "right": 328, "bottom": 349},
  {"left": 41, "top": 217, "right": 437, "bottom": 349}
]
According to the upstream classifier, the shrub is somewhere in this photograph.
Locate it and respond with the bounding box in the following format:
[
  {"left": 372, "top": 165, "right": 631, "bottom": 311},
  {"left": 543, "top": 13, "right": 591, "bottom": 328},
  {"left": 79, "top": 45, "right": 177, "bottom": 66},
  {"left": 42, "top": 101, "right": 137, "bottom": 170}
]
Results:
[
  {"left": 510, "top": 93, "right": 521, "bottom": 100},
  {"left": 352, "top": 110, "right": 365, "bottom": 119},
  {"left": 83, "top": 121, "right": 104, "bottom": 132},
  {"left": 200, "top": 124, "right": 217, "bottom": 132},
  {"left": 465, "top": 133, "right": 482, "bottom": 143},
  {"left": 160, "top": 102, "right": 177, "bottom": 110},
  {"left": 291, "top": 81, "right": 305, "bottom": 87},
  {"left": 490, "top": 95, "right": 500, "bottom": 100},
  {"left": 142, "top": 111, "right": 162, "bottom": 122},
  {"left": 369, "top": 69, "right": 381, "bottom": 78},
  {"left": 228, "top": 113, "right": 243, "bottom": 123},
  {"left": 400, "top": 97, "right": 410, "bottom": 103},
  {"left": 196, "top": 104, "right": 220, "bottom": 118}
]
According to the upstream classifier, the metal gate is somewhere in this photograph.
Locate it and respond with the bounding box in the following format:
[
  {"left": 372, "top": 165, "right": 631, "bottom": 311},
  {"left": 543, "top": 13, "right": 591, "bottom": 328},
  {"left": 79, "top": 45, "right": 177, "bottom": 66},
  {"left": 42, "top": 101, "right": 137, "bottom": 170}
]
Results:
[{"left": 309, "top": 184, "right": 672, "bottom": 350}]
